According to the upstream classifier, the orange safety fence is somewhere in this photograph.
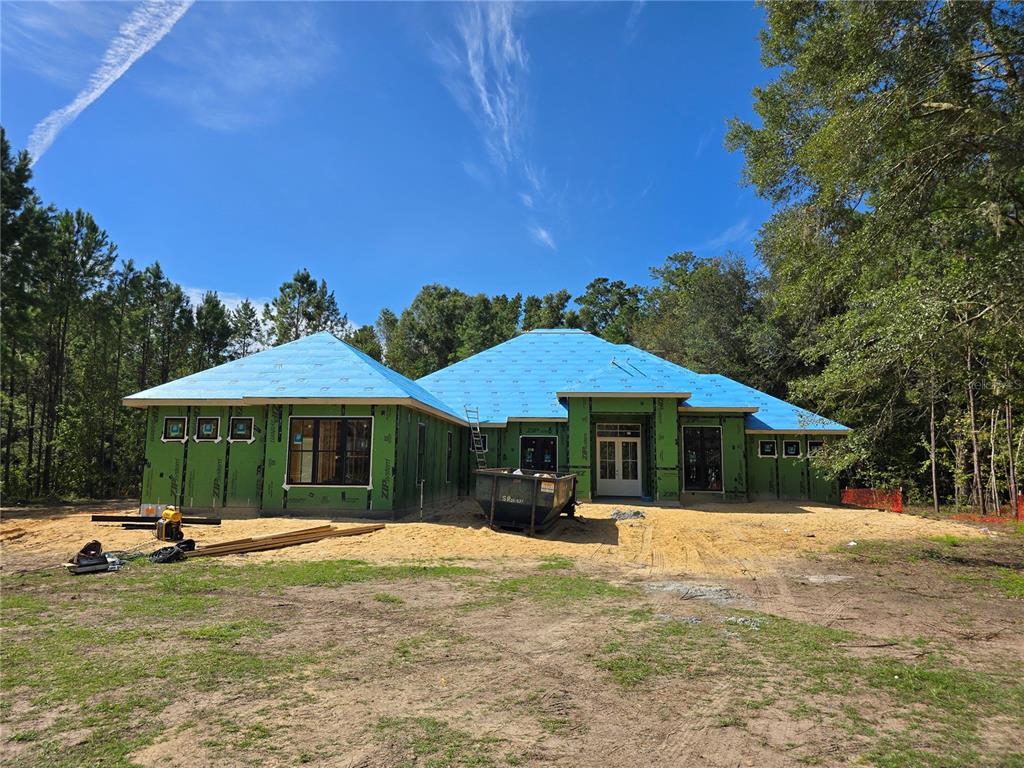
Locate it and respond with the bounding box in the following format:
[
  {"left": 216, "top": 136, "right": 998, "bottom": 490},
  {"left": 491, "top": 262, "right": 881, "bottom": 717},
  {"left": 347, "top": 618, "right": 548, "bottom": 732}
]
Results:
[
  {"left": 953, "top": 494, "right": 1024, "bottom": 524},
  {"left": 841, "top": 487, "right": 903, "bottom": 514}
]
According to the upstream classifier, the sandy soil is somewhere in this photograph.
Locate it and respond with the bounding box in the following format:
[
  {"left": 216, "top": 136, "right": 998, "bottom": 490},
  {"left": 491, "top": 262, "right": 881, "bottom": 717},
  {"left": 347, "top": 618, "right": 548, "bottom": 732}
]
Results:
[{"left": 1, "top": 498, "right": 982, "bottom": 577}]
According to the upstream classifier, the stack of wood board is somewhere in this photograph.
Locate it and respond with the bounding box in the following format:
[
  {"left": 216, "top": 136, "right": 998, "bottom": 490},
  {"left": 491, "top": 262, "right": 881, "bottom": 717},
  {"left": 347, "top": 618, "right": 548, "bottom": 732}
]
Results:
[{"left": 186, "top": 524, "right": 384, "bottom": 558}]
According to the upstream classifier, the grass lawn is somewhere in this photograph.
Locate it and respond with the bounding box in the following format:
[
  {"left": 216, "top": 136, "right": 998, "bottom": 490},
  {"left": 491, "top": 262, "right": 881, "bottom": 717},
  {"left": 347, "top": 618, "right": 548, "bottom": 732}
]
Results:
[{"left": 2, "top": 533, "right": 1022, "bottom": 767}]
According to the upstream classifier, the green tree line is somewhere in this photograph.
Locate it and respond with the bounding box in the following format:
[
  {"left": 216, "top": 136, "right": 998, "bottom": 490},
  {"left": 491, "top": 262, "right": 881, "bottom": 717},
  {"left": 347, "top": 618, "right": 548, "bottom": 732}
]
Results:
[{"left": 2, "top": 3, "right": 1020, "bottom": 509}]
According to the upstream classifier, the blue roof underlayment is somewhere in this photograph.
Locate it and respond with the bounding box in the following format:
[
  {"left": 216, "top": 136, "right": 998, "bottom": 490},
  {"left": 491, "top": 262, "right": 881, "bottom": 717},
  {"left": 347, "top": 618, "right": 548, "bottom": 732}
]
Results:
[
  {"left": 124, "top": 332, "right": 464, "bottom": 421},
  {"left": 125, "top": 329, "right": 848, "bottom": 433},
  {"left": 415, "top": 329, "right": 848, "bottom": 432}
]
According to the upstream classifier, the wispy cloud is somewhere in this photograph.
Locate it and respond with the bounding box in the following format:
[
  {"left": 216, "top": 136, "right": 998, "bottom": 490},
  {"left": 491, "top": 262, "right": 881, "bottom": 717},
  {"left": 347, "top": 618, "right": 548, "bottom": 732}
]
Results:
[
  {"left": 1, "top": 2, "right": 130, "bottom": 89},
  {"left": 26, "top": 1, "right": 193, "bottom": 163},
  {"left": 694, "top": 128, "right": 712, "bottom": 159},
  {"left": 434, "top": 5, "right": 561, "bottom": 251},
  {"left": 699, "top": 217, "right": 754, "bottom": 252},
  {"left": 625, "top": 1, "right": 646, "bottom": 43},
  {"left": 435, "top": 2, "right": 528, "bottom": 171},
  {"left": 528, "top": 224, "right": 556, "bottom": 250},
  {"left": 150, "top": 4, "right": 334, "bottom": 132}
]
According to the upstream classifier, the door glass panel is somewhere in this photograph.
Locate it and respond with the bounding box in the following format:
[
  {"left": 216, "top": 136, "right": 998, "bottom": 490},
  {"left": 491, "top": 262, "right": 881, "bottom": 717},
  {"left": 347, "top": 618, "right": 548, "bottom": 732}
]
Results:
[
  {"left": 599, "top": 441, "right": 616, "bottom": 479},
  {"left": 683, "top": 427, "right": 723, "bottom": 491},
  {"left": 621, "top": 440, "right": 638, "bottom": 480}
]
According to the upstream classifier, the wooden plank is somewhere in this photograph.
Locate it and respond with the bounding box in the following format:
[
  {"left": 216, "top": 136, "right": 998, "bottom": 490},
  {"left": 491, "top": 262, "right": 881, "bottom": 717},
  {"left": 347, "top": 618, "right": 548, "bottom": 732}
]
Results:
[{"left": 188, "top": 524, "right": 383, "bottom": 558}]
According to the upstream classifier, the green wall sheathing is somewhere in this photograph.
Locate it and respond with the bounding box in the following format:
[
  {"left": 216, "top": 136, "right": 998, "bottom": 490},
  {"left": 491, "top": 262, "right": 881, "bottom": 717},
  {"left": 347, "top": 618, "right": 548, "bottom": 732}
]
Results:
[
  {"left": 747, "top": 435, "right": 779, "bottom": 500},
  {"left": 141, "top": 406, "right": 189, "bottom": 506},
  {"left": 778, "top": 436, "right": 809, "bottom": 500},
  {"left": 477, "top": 422, "right": 569, "bottom": 472},
  {"left": 679, "top": 414, "right": 748, "bottom": 501},
  {"left": 223, "top": 405, "right": 266, "bottom": 510},
  {"left": 261, "top": 404, "right": 384, "bottom": 514},
  {"left": 391, "top": 406, "right": 466, "bottom": 512},
  {"left": 182, "top": 405, "right": 230, "bottom": 511},
  {"left": 567, "top": 399, "right": 593, "bottom": 500},
  {"left": 745, "top": 434, "right": 840, "bottom": 503},
  {"left": 654, "top": 399, "right": 680, "bottom": 502}
]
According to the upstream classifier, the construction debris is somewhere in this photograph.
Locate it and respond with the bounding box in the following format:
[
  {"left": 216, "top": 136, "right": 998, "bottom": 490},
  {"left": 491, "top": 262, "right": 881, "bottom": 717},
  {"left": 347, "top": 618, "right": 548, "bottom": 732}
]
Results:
[
  {"left": 186, "top": 524, "right": 384, "bottom": 558},
  {"left": 91, "top": 514, "right": 221, "bottom": 525},
  {"left": 610, "top": 509, "right": 645, "bottom": 521}
]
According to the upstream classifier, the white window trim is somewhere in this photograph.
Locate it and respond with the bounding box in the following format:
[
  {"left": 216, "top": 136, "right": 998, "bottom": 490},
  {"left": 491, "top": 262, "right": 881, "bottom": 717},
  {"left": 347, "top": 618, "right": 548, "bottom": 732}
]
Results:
[
  {"left": 281, "top": 414, "right": 374, "bottom": 490},
  {"left": 445, "top": 430, "right": 453, "bottom": 484},
  {"left": 519, "top": 434, "right": 559, "bottom": 472},
  {"left": 470, "top": 433, "right": 488, "bottom": 453},
  {"left": 681, "top": 425, "right": 724, "bottom": 494},
  {"left": 782, "top": 439, "right": 803, "bottom": 459},
  {"left": 161, "top": 416, "right": 188, "bottom": 443},
  {"left": 758, "top": 439, "right": 778, "bottom": 459},
  {"left": 807, "top": 440, "right": 825, "bottom": 457},
  {"left": 193, "top": 416, "right": 223, "bottom": 443},
  {"left": 227, "top": 416, "right": 257, "bottom": 444}
]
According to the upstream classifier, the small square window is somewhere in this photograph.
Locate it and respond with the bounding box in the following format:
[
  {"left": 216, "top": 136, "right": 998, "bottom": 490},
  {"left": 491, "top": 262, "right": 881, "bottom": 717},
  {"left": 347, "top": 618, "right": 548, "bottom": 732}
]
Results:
[
  {"left": 229, "top": 417, "right": 254, "bottom": 442},
  {"left": 471, "top": 434, "right": 488, "bottom": 453},
  {"left": 807, "top": 440, "right": 824, "bottom": 457},
  {"left": 758, "top": 440, "right": 777, "bottom": 458},
  {"left": 783, "top": 440, "right": 802, "bottom": 458},
  {"left": 195, "top": 417, "right": 220, "bottom": 441},
  {"left": 163, "top": 417, "right": 186, "bottom": 441}
]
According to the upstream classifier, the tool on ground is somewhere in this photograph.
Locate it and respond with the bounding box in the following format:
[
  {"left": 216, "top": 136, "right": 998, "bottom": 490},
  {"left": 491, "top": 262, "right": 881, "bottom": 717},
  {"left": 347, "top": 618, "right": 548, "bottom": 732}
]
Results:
[
  {"left": 154, "top": 507, "right": 184, "bottom": 542},
  {"left": 64, "top": 540, "right": 125, "bottom": 575}
]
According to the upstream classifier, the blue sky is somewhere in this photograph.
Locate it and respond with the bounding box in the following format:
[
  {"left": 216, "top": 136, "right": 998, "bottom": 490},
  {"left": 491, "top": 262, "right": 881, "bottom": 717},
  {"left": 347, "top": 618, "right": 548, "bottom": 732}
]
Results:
[{"left": 2, "top": 1, "right": 772, "bottom": 324}]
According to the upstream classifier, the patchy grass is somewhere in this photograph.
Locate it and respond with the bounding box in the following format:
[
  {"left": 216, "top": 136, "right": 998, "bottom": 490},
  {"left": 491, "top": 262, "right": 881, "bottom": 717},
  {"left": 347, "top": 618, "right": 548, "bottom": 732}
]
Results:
[
  {"left": 373, "top": 592, "right": 404, "bottom": 604},
  {"left": 994, "top": 569, "right": 1024, "bottom": 599},
  {"left": 0, "top": 557, "right": 486, "bottom": 768},
  {"left": 594, "top": 609, "right": 1024, "bottom": 767},
  {"left": 536, "top": 555, "right": 574, "bottom": 571},
  {"left": 375, "top": 716, "right": 521, "bottom": 768},
  {"left": 492, "top": 574, "right": 632, "bottom": 605}
]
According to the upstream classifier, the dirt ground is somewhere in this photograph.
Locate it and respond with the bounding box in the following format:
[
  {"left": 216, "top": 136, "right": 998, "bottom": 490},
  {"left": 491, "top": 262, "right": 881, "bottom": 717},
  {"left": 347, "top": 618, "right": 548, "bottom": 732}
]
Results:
[
  {"left": 2, "top": 500, "right": 1021, "bottom": 768},
  {"left": 0, "top": 498, "right": 982, "bottom": 577}
]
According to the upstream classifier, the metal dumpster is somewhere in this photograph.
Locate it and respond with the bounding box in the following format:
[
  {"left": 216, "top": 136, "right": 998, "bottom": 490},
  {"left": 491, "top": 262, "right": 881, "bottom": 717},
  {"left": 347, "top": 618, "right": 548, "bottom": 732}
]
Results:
[{"left": 474, "top": 469, "right": 577, "bottom": 535}]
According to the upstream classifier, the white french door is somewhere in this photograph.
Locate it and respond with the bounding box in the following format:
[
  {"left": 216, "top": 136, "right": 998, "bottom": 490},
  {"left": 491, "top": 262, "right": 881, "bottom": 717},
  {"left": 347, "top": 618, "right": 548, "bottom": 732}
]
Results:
[{"left": 595, "top": 424, "right": 642, "bottom": 497}]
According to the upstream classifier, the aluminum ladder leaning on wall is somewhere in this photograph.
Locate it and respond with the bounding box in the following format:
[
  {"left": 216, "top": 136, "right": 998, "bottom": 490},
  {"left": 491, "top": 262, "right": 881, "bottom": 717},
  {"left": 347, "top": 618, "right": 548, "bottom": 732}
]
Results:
[{"left": 465, "top": 407, "right": 488, "bottom": 469}]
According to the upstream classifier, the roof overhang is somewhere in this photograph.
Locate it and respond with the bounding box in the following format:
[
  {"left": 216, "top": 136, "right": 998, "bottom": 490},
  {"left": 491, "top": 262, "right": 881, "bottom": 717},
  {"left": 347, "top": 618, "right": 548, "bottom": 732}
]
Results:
[
  {"left": 679, "top": 406, "right": 759, "bottom": 413},
  {"left": 556, "top": 391, "right": 691, "bottom": 399},
  {"left": 122, "top": 396, "right": 468, "bottom": 427}
]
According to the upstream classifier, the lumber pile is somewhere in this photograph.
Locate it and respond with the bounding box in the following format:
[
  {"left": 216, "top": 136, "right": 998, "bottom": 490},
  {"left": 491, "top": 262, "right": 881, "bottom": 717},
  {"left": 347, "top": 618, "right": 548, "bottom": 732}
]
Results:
[
  {"left": 91, "top": 514, "right": 221, "bottom": 526},
  {"left": 186, "top": 524, "right": 384, "bottom": 558}
]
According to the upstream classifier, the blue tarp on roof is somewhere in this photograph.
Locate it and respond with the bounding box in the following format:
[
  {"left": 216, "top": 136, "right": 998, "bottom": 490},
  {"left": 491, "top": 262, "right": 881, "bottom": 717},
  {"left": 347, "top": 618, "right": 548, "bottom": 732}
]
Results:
[{"left": 123, "top": 332, "right": 465, "bottom": 421}]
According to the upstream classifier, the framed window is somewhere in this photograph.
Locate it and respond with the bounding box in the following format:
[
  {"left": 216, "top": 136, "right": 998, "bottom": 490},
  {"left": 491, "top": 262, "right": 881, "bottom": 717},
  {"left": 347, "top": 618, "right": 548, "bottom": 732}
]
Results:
[
  {"left": 195, "top": 417, "right": 220, "bottom": 442},
  {"left": 807, "top": 440, "right": 824, "bottom": 457},
  {"left": 520, "top": 435, "right": 557, "bottom": 472},
  {"left": 163, "top": 417, "right": 187, "bottom": 442},
  {"left": 758, "top": 439, "right": 777, "bottom": 458},
  {"left": 470, "top": 433, "right": 488, "bottom": 453},
  {"left": 416, "top": 423, "right": 427, "bottom": 485},
  {"left": 286, "top": 417, "right": 372, "bottom": 486},
  {"left": 228, "top": 417, "right": 254, "bottom": 442},
  {"left": 683, "top": 426, "right": 723, "bottom": 491},
  {"left": 445, "top": 431, "right": 453, "bottom": 483},
  {"left": 783, "top": 439, "right": 802, "bottom": 458}
]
